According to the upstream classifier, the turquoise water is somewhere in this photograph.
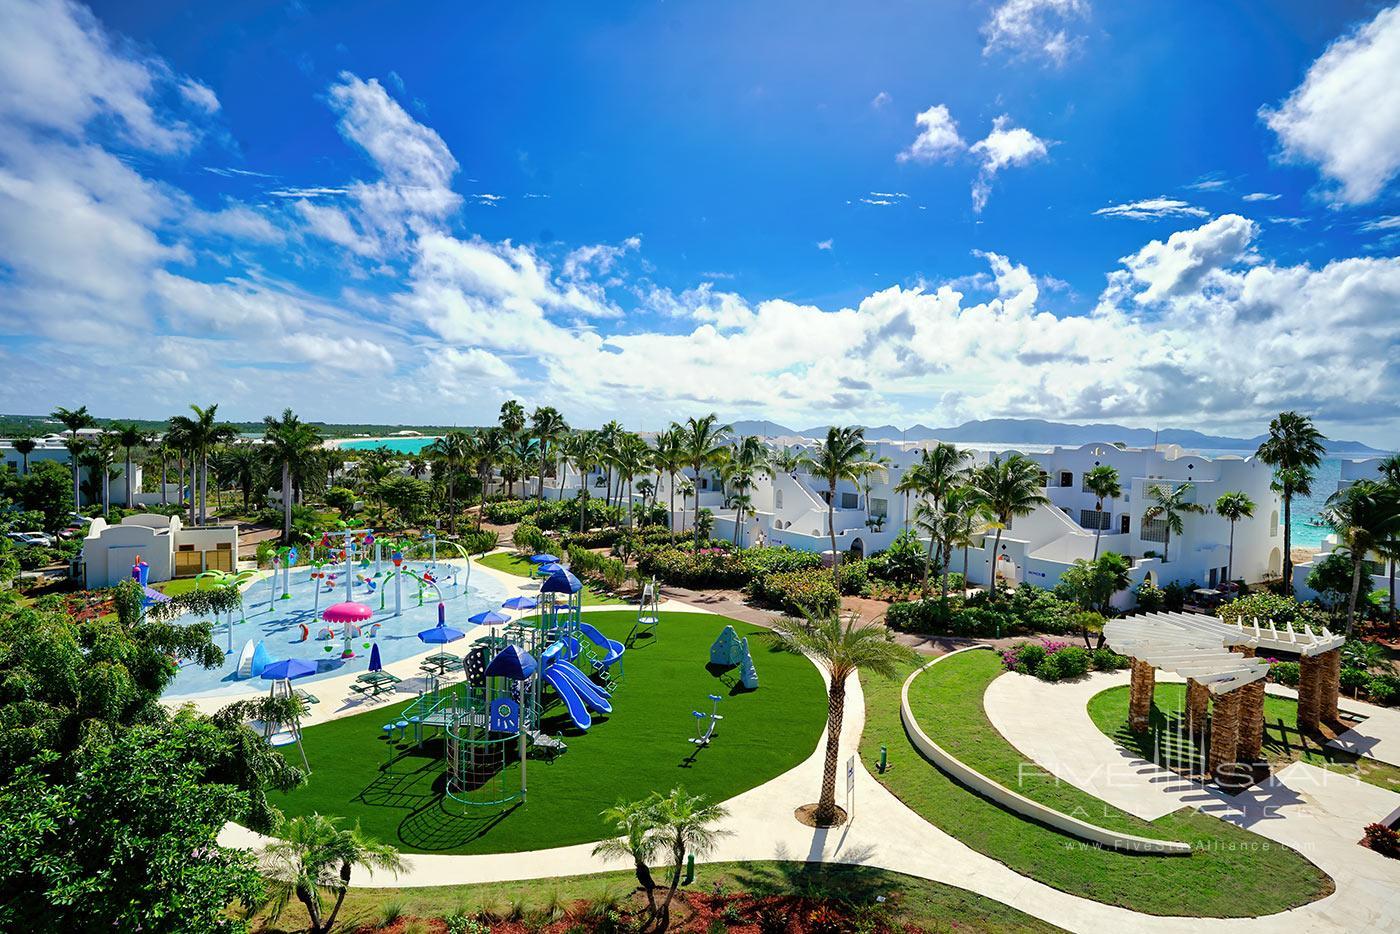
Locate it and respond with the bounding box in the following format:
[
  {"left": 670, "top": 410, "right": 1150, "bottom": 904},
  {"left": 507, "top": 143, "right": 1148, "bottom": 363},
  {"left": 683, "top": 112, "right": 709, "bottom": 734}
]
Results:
[{"left": 337, "top": 437, "right": 440, "bottom": 454}]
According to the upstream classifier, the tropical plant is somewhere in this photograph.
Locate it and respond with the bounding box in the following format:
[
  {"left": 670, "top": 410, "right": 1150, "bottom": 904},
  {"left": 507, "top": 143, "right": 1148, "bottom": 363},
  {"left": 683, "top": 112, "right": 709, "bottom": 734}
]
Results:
[
  {"left": 561, "top": 430, "right": 601, "bottom": 533},
  {"left": 612, "top": 432, "right": 653, "bottom": 530},
  {"left": 767, "top": 613, "right": 916, "bottom": 826},
  {"left": 169, "top": 403, "right": 236, "bottom": 525},
  {"left": 651, "top": 427, "right": 685, "bottom": 542},
  {"left": 722, "top": 436, "right": 769, "bottom": 545},
  {"left": 679, "top": 415, "right": 731, "bottom": 550},
  {"left": 1214, "top": 491, "right": 1256, "bottom": 585},
  {"left": 1255, "top": 411, "right": 1327, "bottom": 594},
  {"left": 262, "top": 409, "right": 322, "bottom": 541},
  {"left": 260, "top": 813, "right": 406, "bottom": 934},
  {"left": 1082, "top": 465, "right": 1122, "bottom": 559},
  {"left": 530, "top": 406, "right": 569, "bottom": 500},
  {"left": 50, "top": 405, "right": 95, "bottom": 511},
  {"left": 1323, "top": 480, "right": 1400, "bottom": 636},
  {"left": 429, "top": 430, "right": 472, "bottom": 530},
  {"left": 1142, "top": 482, "right": 1206, "bottom": 564},
  {"left": 498, "top": 399, "right": 526, "bottom": 436},
  {"left": 1054, "top": 552, "right": 1132, "bottom": 628},
  {"left": 212, "top": 442, "right": 263, "bottom": 513},
  {"left": 971, "top": 454, "right": 1050, "bottom": 596},
  {"left": 109, "top": 422, "right": 151, "bottom": 510},
  {"left": 798, "top": 426, "right": 878, "bottom": 575}
]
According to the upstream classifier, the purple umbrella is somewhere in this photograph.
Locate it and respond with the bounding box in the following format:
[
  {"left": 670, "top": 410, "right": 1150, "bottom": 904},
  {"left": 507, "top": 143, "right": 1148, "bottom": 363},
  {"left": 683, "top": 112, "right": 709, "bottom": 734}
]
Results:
[
  {"left": 469, "top": 609, "right": 512, "bottom": 625},
  {"left": 501, "top": 596, "right": 538, "bottom": 610},
  {"left": 368, "top": 643, "right": 383, "bottom": 672}
]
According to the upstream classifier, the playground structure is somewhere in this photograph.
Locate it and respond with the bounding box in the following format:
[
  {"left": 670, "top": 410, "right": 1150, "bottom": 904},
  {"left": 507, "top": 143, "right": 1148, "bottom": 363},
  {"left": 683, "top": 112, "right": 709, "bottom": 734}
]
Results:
[
  {"left": 690, "top": 693, "right": 724, "bottom": 747},
  {"left": 630, "top": 578, "right": 660, "bottom": 641},
  {"left": 709, "top": 625, "right": 760, "bottom": 689}
]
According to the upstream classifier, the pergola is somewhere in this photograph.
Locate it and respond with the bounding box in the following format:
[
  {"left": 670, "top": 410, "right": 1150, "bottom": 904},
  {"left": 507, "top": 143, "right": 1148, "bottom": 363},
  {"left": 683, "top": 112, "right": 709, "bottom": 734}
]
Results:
[{"left": 1104, "top": 612, "right": 1345, "bottom": 783}]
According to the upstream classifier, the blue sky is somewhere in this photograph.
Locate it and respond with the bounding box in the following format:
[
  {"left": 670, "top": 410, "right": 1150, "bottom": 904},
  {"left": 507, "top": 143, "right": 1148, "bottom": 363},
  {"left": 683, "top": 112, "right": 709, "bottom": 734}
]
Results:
[{"left": 1, "top": 0, "right": 1398, "bottom": 443}]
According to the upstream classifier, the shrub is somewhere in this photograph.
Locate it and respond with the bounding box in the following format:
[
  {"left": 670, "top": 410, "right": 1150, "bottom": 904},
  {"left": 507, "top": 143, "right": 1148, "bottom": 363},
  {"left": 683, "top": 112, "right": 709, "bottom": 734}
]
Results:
[
  {"left": 482, "top": 499, "right": 540, "bottom": 525},
  {"left": 379, "top": 900, "right": 407, "bottom": 926},
  {"left": 866, "top": 529, "right": 928, "bottom": 586},
  {"left": 1368, "top": 674, "right": 1400, "bottom": 706},
  {"left": 1271, "top": 661, "right": 1301, "bottom": 686},
  {"left": 885, "top": 599, "right": 956, "bottom": 634},
  {"left": 323, "top": 486, "right": 356, "bottom": 516},
  {"left": 1218, "top": 593, "right": 1328, "bottom": 632},
  {"left": 1161, "top": 581, "right": 1190, "bottom": 612},
  {"left": 1364, "top": 823, "right": 1400, "bottom": 858},
  {"left": 1135, "top": 580, "right": 1165, "bottom": 612},
  {"left": 749, "top": 568, "right": 840, "bottom": 616},
  {"left": 512, "top": 523, "right": 550, "bottom": 556},
  {"left": 1341, "top": 667, "right": 1371, "bottom": 694},
  {"left": 1002, "top": 641, "right": 1046, "bottom": 674},
  {"left": 1039, "top": 645, "right": 1090, "bottom": 681},
  {"left": 15, "top": 545, "right": 60, "bottom": 571},
  {"left": 1092, "top": 647, "right": 1130, "bottom": 671},
  {"left": 835, "top": 559, "right": 870, "bottom": 596},
  {"left": 456, "top": 528, "right": 499, "bottom": 555}
]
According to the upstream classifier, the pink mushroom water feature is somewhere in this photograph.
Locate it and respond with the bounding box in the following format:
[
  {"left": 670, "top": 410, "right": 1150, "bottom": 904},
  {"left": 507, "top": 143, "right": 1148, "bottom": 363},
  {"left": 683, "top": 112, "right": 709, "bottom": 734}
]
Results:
[{"left": 322, "top": 601, "right": 373, "bottom": 659}]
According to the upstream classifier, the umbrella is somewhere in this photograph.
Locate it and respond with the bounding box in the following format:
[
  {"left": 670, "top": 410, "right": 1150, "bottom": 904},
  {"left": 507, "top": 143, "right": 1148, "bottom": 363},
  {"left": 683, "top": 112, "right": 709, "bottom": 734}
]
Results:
[
  {"left": 417, "top": 622, "right": 465, "bottom": 644},
  {"left": 322, "top": 601, "right": 374, "bottom": 624},
  {"left": 501, "top": 596, "right": 538, "bottom": 610},
  {"left": 541, "top": 569, "right": 583, "bottom": 595},
  {"left": 469, "top": 609, "right": 512, "bottom": 625},
  {"left": 528, "top": 553, "right": 558, "bottom": 564},
  {"left": 260, "top": 658, "right": 317, "bottom": 681},
  {"left": 368, "top": 643, "right": 383, "bottom": 672},
  {"left": 538, "top": 562, "right": 564, "bottom": 574},
  {"left": 485, "top": 644, "right": 538, "bottom": 680}
]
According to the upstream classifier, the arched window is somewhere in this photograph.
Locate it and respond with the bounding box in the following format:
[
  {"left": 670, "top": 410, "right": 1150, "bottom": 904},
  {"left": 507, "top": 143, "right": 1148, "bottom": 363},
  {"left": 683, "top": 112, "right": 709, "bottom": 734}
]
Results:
[
  {"left": 1269, "top": 510, "right": 1279, "bottom": 536},
  {"left": 775, "top": 489, "right": 784, "bottom": 510}
]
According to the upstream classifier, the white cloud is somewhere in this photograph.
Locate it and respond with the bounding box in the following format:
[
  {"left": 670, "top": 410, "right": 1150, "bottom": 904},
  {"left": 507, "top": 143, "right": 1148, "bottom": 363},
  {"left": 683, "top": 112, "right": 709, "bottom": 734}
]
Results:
[
  {"left": 982, "top": 0, "right": 1090, "bottom": 66},
  {"left": 860, "top": 198, "right": 896, "bottom": 206},
  {"left": 897, "top": 105, "right": 966, "bottom": 163},
  {"left": 870, "top": 91, "right": 891, "bottom": 109},
  {"left": 1114, "top": 213, "right": 1257, "bottom": 303},
  {"left": 1261, "top": 4, "right": 1400, "bottom": 205},
  {"left": 969, "top": 116, "right": 1050, "bottom": 211},
  {"left": 178, "top": 78, "right": 220, "bottom": 114},
  {"left": 205, "top": 166, "right": 277, "bottom": 179},
  {"left": 1360, "top": 215, "right": 1400, "bottom": 231},
  {"left": 185, "top": 201, "right": 284, "bottom": 243},
  {"left": 870, "top": 191, "right": 908, "bottom": 198},
  {"left": 1184, "top": 175, "right": 1229, "bottom": 191},
  {"left": 269, "top": 186, "right": 349, "bottom": 198},
  {"left": 1242, "top": 192, "right": 1281, "bottom": 202},
  {"left": 1094, "top": 197, "right": 1209, "bottom": 220},
  {"left": 816, "top": 239, "right": 833, "bottom": 251},
  {"left": 472, "top": 193, "right": 504, "bottom": 205},
  {"left": 1268, "top": 216, "right": 1307, "bottom": 228}
]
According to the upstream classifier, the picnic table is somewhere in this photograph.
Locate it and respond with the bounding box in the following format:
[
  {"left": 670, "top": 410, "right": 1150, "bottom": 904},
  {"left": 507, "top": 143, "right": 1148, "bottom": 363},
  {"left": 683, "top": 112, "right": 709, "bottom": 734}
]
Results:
[
  {"left": 420, "top": 652, "right": 461, "bottom": 676},
  {"left": 349, "top": 670, "right": 401, "bottom": 700}
]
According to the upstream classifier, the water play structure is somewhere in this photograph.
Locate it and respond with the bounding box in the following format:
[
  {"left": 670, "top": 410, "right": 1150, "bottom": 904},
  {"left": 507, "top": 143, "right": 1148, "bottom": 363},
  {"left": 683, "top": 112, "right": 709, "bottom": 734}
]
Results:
[{"left": 709, "top": 624, "right": 760, "bottom": 689}]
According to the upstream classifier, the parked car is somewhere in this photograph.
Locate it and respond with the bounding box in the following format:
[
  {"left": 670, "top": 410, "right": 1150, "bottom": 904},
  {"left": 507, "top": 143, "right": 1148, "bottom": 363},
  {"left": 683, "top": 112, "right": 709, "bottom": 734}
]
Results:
[{"left": 7, "top": 531, "right": 55, "bottom": 547}]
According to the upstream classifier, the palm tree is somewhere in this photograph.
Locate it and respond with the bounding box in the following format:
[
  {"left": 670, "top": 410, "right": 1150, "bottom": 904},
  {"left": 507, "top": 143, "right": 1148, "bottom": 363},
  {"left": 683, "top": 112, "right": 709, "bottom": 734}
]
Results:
[
  {"left": 722, "top": 436, "right": 769, "bottom": 545},
  {"left": 213, "top": 443, "right": 263, "bottom": 512},
  {"left": 944, "top": 485, "right": 985, "bottom": 599},
  {"left": 429, "top": 430, "right": 471, "bottom": 531},
  {"left": 472, "top": 427, "right": 506, "bottom": 520},
  {"left": 148, "top": 439, "right": 176, "bottom": 506},
  {"left": 912, "top": 499, "right": 942, "bottom": 593},
  {"left": 260, "top": 813, "right": 405, "bottom": 934},
  {"left": 1214, "top": 491, "right": 1256, "bottom": 586},
  {"left": 903, "top": 443, "right": 972, "bottom": 575},
  {"left": 971, "top": 453, "right": 1050, "bottom": 596},
  {"left": 1378, "top": 454, "right": 1400, "bottom": 628},
  {"left": 168, "top": 403, "right": 236, "bottom": 525},
  {"left": 11, "top": 436, "right": 35, "bottom": 473},
  {"left": 110, "top": 422, "right": 151, "bottom": 509},
  {"left": 529, "top": 406, "right": 569, "bottom": 500},
  {"left": 1256, "top": 411, "right": 1327, "bottom": 594},
  {"left": 652, "top": 427, "right": 685, "bottom": 542},
  {"left": 597, "top": 419, "right": 624, "bottom": 509},
  {"left": 51, "top": 405, "right": 95, "bottom": 510},
  {"left": 679, "top": 414, "right": 731, "bottom": 549},
  {"left": 92, "top": 432, "right": 121, "bottom": 517},
  {"left": 613, "top": 432, "right": 654, "bottom": 530},
  {"left": 799, "top": 426, "right": 877, "bottom": 574},
  {"left": 860, "top": 454, "right": 891, "bottom": 529},
  {"left": 769, "top": 613, "right": 916, "bottom": 826},
  {"left": 498, "top": 399, "right": 526, "bottom": 436},
  {"left": 262, "top": 409, "right": 322, "bottom": 542},
  {"left": 771, "top": 445, "right": 805, "bottom": 475},
  {"left": 1082, "top": 465, "right": 1122, "bottom": 559},
  {"left": 559, "top": 430, "right": 597, "bottom": 531},
  {"left": 592, "top": 797, "right": 663, "bottom": 926},
  {"left": 1323, "top": 480, "right": 1400, "bottom": 636},
  {"left": 1142, "top": 482, "right": 1206, "bottom": 564}
]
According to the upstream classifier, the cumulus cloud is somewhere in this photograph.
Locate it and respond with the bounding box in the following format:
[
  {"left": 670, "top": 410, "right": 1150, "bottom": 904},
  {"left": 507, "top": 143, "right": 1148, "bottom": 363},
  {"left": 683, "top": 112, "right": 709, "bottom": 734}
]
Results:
[
  {"left": 969, "top": 116, "right": 1051, "bottom": 211},
  {"left": 1094, "top": 197, "right": 1209, "bottom": 220},
  {"left": 1261, "top": 4, "right": 1400, "bottom": 205},
  {"left": 982, "top": 0, "right": 1090, "bottom": 66},
  {"left": 897, "top": 105, "right": 965, "bottom": 163},
  {"left": 1113, "top": 214, "right": 1257, "bottom": 303}
]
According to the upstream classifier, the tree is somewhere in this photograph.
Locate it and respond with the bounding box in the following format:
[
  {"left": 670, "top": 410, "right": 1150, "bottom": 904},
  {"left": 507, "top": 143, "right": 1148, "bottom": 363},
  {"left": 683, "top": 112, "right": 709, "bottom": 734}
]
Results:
[
  {"left": 18, "top": 461, "right": 74, "bottom": 532},
  {"left": 429, "top": 430, "right": 470, "bottom": 531},
  {"left": 530, "top": 406, "right": 569, "bottom": 500},
  {"left": 722, "top": 436, "right": 769, "bottom": 545},
  {"left": 652, "top": 427, "right": 685, "bottom": 543},
  {"left": 498, "top": 399, "right": 527, "bottom": 436},
  {"left": 799, "top": 426, "right": 877, "bottom": 576},
  {"left": 149, "top": 439, "right": 176, "bottom": 506},
  {"left": 260, "top": 814, "right": 405, "bottom": 934},
  {"left": 1055, "top": 552, "right": 1132, "bottom": 626},
  {"left": 1214, "top": 491, "right": 1256, "bottom": 585},
  {"left": 213, "top": 443, "right": 263, "bottom": 513},
  {"left": 110, "top": 422, "right": 151, "bottom": 509},
  {"left": 262, "top": 410, "right": 322, "bottom": 542},
  {"left": 613, "top": 432, "right": 653, "bottom": 530},
  {"left": 1306, "top": 552, "right": 1353, "bottom": 616},
  {"left": 679, "top": 414, "right": 731, "bottom": 550},
  {"left": 169, "top": 404, "right": 236, "bottom": 525},
  {"left": 1142, "top": 482, "right": 1206, "bottom": 564},
  {"left": 767, "top": 613, "right": 916, "bottom": 827},
  {"left": 92, "top": 430, "right": 121, "bottom": 517},
  {"left": 1322, "top": 480, "right": 1400, "bottom": 637},
  {"left": 471, "top": 427, "right": 506, "bottom": 521},
  {"left": 592, "top": 788, "right": 729, "bottom": 933},
  {"left": 10, "top": 437, "right": 35, "bottom": 473},
  {"left": 1256, "top": 412, "right": 1326, "bottom": 595},
  {"left": 971, "top": 454, "right": 1050, "bottom": 597},
  {"left": 50, "top": 405, "right": 95, "bottom": 512},
  {"left": 1082, "top": 465, "right": 1122, "bottom": 559},
  {"left": 1378, "top": 453, "right": 1400, "bottom": 627},
  {"left": 377, "top": 475, "right": 430, "bottom": 527}
]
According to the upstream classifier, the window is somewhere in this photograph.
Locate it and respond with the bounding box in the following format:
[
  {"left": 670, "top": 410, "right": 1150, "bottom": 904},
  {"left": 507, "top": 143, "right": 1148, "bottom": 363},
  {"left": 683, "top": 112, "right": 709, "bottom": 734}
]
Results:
[
  {"left": 870, "top": 497, "right": 888, "bottom": 520},
  {"left": 775, "top": 489, "right": 783, "bottom": 509},
  {"left": 1269, "top": 510, "right": 1279, "bottom": 536},
  {"left": 1120, "top": 514, "right": 1130, "bottom": 534},
  {"left": 1140, "top": 516, "right": 1169, "bottom": 543},
  {"left": 840, "top": 492, "right": 859, "bottom": 510},
  {"left": 1059, "top": 471, "right": 1073, "bottom": 488},
  {"left": 1037, "top": 470, "right": 1049, "bottom": 487},
  {"left": 1208, "top": 568, "right": 1218, "bottom": 588},
  {"left": 1079, "top": 509, "right": 1110, "bottom": 530}
]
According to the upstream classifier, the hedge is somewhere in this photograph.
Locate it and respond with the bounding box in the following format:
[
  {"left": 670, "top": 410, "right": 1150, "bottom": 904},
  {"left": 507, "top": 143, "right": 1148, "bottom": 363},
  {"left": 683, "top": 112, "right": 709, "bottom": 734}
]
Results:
[{"left": 747, "top": 568, "right": 840, "bottom": 617}]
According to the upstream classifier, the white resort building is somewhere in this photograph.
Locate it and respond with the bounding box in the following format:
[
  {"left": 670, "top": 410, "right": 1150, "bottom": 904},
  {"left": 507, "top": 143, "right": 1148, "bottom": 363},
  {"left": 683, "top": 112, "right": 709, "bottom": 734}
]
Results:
[{"left": 81, "top": 514, "right": 240, "bottom": 589}]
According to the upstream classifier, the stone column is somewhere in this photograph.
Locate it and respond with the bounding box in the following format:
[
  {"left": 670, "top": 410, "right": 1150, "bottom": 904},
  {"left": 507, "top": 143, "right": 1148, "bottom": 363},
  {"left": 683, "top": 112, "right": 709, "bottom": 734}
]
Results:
[
  {"left": 1186, "top": 678, "right": 1210, "bottom": 737},
  {"left": 1318, "top": 648, "right": 1342, "bottom": 727},
  {"left": 1232, "top": 644, "right": 1265, "bottom": 762},
  {"left": 1208, "top": 689, "right": 1241, "bottom": 780},
  {"left": 1297, "top": 653, "right": 1320, "bottom": 734},
  {"left": 1129, "top": 659, "right": 1155, "bottom": 733}
]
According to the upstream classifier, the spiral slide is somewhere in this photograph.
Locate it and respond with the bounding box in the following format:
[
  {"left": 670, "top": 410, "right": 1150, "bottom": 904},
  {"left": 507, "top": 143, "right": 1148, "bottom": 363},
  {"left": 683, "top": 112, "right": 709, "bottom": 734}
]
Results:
[
  {"left": 552, "top": 659, "right": 612, "bottom": 713},
  {"left": 542, "top": 665, "right": 593, "bottom": 730}
]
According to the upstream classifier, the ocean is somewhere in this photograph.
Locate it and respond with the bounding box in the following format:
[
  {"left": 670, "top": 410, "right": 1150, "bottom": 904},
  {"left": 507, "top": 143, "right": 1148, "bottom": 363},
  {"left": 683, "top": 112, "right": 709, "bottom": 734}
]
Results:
[{"left": 336, "top": 437, "right": 440, "bottom": 454}]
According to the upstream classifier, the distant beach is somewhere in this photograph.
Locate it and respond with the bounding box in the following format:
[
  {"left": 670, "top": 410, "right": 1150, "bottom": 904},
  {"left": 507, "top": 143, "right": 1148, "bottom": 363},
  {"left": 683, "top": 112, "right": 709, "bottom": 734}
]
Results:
[{"left": 328, "top": 436, "right": 440, "bottom": 454}]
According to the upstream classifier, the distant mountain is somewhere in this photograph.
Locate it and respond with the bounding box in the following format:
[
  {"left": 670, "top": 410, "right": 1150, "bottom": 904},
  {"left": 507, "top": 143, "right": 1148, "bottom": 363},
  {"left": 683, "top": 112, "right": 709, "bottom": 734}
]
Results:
[{"left": 731, "top": 416, "right": 1388, "bottom": 455}]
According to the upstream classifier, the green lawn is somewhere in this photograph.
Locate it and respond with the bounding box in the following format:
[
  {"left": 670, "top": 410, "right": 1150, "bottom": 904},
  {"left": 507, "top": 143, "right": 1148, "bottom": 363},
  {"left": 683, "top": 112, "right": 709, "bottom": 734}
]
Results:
[
  {"left": 1088, "top": 683, "right": 1400, "bottom": 794},
  {"left": 476, "top": 551, "right": 627, "bottom": 606},
  {"left": 270, "top": 611, "right": 825, "bottom": 854},
  {"left": 859, "top": 650, "right": 1333, "bottom": 917},
  {"left": 249, "top": 860, "right": 1063, "bottom": 933}
]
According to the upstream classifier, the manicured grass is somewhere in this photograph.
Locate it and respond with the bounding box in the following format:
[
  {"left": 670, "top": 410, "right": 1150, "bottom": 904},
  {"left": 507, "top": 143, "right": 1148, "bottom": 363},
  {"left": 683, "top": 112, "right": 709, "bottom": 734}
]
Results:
[
  {"left": 476, "top": 550, "right": 627, "bottom": 606},
  {"left": 248, "top": 860, "right": 1063, "bottom": 933},
  {"left": 1088, "top": 683, "right": 1400, "bottom": 794},
  {"left": 270, "top": 611, "right": 825, "bottom": 854},
  {"left": 153, "top": 577, "right": 204, "bottom": 597},
  {"left": 860, "top": 650, "right": 1333, "bottom": 917}
]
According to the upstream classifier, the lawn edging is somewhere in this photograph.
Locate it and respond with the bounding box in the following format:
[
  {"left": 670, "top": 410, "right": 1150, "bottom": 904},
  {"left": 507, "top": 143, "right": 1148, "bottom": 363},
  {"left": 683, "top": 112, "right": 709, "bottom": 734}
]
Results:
[{"left": 900, "top": 645, "right": 1192, "bottom": 856}]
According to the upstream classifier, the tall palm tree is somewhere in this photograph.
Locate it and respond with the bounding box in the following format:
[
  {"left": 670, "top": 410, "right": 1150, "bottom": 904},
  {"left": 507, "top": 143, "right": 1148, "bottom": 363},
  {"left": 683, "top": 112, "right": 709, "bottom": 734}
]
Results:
[
  {"left": 110, "top": 422, "right": 151, "bottom": 509},
  {"left": 597, "top": 419, "right": 624, "bottom": 509},
  {"left": 168, "top": 403, "right": 236, "bottom": 525},
  {"left": 613, "top": 432, "right": 654, "bottom": 530},
  {"left": 939, "top": 484, "right": 987, "bottom": 601},
  {"left": 148, "top": 439, "right": 176, "bottom": 506},
  {"left": 260, "top": 814, "right": 405, "bottom": 934},
  {"left": 680, "top": 414, "right": 731, "bottom": 549},
  {"left": 429, "top": 430, "right": 471, "bottom": 531},
  {"left": 1377, "top": 454, "right": 1400, "bottom": 627},
  {"left": 498, "top": 399, "right": 526, "bottom": 436},
  {"left": 970, "top": 453, "right": 1049, "bottom": 596},
  {"left": 1256, "top": 411, "right": 1327, "bottom": 594},
  {"left": 1214, "top": 491, "right": 1256, "bottom": 586},
  {"left": 530, "top": 406, "right": 569, "bottom": 500},
  {"left": 51, "top": 405, "right": 95, "bottom": 510},
  {"left": 213, "top": 443, "right": 263, "bottom": 513},
  {"left": 472, "top": 427, "right": 506, "bottom": 521},
  {"left": 262, "top": 409, "right": 322, "bottom": 542},
  {"left": 799, "top": 426, "right": 877, "bottom": 574},
  {"left": 723, "top": 436, "right": 769, "bottom": 545},
  {"left": 1083, "top": 464, "right": 1122, "bottom": 559},
  {"left": 1323, "top": 480, "right": 1400, "bottom": 637},
  {"left": 768, "top": 613, "right": 916, "bottom": 827},
  {"left": 1142, "top": 482, "right": 1206, "bottom": 564},
  {"left": 562, "top": 430, "right": 601, "bottom": 532},
  {"left": 907, "top": 442, "right": 972, "bottom": 572},
  {"left": 92, "top": 431, "right": 121, "bottom": 517},
  {"left": 651, "top": 427, "right": 685, "bottom": 542},
  {"left": 11, "top": 436, "right": 36, "bottom": 473}
]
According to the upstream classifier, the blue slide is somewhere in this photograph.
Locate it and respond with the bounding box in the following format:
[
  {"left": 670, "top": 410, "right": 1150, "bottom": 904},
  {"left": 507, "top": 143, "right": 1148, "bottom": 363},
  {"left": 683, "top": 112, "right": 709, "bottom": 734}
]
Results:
[
  {"left": 542, "top": 665, "right": 593, "bottom": 730},
  {"left": 552, "top": 660, "right": 613, "bottom": 713},
  {"left": 577, "top": 622, "right": 625, "bottom": 668}
]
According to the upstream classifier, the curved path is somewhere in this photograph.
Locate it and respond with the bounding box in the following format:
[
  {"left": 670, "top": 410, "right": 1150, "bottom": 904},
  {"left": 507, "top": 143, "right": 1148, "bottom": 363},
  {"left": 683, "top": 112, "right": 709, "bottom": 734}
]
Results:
[{"left": 216, "top": 561, "right": 1400, "bottom": 932}]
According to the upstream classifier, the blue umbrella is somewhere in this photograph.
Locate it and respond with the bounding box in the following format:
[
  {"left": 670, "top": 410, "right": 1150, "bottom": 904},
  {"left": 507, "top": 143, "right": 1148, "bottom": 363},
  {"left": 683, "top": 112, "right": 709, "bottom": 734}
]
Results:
[
  {"left": 469, "top": 609, "right": 511, "bottom": 625},
  {"left": 537, "top": 562, "right": 564, "bottom": 575},
  {"left": 485, "top": 644, "right": 538, "bottom": 680},
  {"left": 260, "top": 658, "right": 317, "bottom": 681},
  {"left": 501, "top": 596, "right": 538, "bottom": 610},
  {"left": 541, "top": 569, "right": 583, "bottom": 595},
  {"left": 368, "top": 643, "right": 383, "bottom": 672},
  {"left": 417, "top": 622, "right": 465, "bottom": 644},
  {"left": 528, "top": 553, "right": 558, "bottom": 564}
]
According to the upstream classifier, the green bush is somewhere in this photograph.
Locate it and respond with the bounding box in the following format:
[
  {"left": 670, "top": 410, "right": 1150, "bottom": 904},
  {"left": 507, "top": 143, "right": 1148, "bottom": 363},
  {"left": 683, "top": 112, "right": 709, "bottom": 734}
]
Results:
[
  {"left": 1092, "top": 648, "right": 1130, "bottom": 671},
  {"left": 512, "top": 523, "right": 550, "bottom": 556},
  {"left": 749, "top": 568, "right": 840, "bottom": 616},
  {"left": 1219, "top": 593, "right": 1328, "bottom": 632},
  {"left": 865, "top": 529, "right": 926, "bottom": 585},
  {"left": 885, "top": 599, "right": 956, "bottom": 634},
  {"left": 1368, "top": 674, "right": 1400, "bottom": 706},
  {"left": 456, "top": 528, "right": 499, "bottom": 555},
  {"left": 835, "top": 559, "right": 870, "bottom": 596},
  {"left": 323, "top": 486, "right": 356, "bottom": 516},
  {"left": 1007, "top": 642, "right": 1046, "bottom": 674},
  {"left": 1039, "top": 645, "right": 1090, "bottom": 681},
  {"left": 14, "top": 545, "right": 60, "bottom": 571},
  {"left": 1270, "top": 661, "right": 1301, "bottom": 686},
  {"left": 1341, "top": 667, "right": 1371, "bottom": 693},
  {"left": 1161, "top": 581, "right": 1190, "bottom": 612},
  {"left": 1135, "top": 580, "right": 1165, "bottom": 612}
]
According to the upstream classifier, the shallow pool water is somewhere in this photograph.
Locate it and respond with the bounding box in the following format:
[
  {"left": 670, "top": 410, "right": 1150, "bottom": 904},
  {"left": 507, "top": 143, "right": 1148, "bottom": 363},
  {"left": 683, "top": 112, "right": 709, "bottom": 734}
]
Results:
[{"left": 163, "top": 559, "right": 511, "bottom": 699}]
